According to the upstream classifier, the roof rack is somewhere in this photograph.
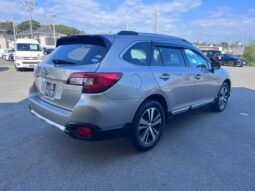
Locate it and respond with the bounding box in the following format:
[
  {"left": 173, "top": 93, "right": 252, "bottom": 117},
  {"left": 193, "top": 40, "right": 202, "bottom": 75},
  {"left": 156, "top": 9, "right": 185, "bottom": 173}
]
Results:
[{"left": 117, "top": 31, "right": 138, "bottom": 35}]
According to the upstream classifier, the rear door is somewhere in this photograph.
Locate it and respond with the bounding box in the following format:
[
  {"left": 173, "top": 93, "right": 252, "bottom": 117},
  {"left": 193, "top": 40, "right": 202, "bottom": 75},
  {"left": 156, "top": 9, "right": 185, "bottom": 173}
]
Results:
[
  {"left": 183, "top": 49, "right": 219, "bottom": 106},
  {"left": 34, "top": 36, "right": 110, "bottom": 111},
  {"left": 150, "top": 43, "right": 195, "bottom": 113}
]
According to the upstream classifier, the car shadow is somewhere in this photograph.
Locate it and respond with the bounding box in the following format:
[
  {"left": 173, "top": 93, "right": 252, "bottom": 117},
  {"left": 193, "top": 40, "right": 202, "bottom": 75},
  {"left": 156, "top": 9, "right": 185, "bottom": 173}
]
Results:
[
  {"left": 0, "top": 67, "right": 9, "bottom": 72},
  {"left": 17, "top": 68, "right": 34, "bottom": 72},
  {"left": 0, "top": 87, "right": 254, "bottom": 165}
]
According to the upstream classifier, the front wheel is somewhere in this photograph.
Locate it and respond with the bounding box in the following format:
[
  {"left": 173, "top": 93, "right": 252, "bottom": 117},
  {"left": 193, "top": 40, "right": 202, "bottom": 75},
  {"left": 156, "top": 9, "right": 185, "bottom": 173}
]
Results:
[
  {"left": 132, "top": 100, "right": 165, "bottom": 151},
  {"left": 210, "top": 82, "right": 230, "bottom": 112}
]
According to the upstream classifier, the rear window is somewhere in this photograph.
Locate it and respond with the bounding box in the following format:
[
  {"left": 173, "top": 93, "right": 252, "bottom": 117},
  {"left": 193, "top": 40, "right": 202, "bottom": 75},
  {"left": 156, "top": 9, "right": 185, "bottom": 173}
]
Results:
[{"left": 47, "top": 44, "right": 108, "bottom": 65}]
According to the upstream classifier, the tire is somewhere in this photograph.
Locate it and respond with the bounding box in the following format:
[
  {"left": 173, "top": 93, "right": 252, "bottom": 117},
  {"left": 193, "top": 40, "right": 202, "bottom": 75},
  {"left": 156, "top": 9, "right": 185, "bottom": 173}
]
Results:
[
  {"left": 132, "top": 100, "right": 165, "bottom": 151},
  {"left": 229, "top": 61, "right": 235, "bottom": 67},
  {"left": 210, "top": 82, "right": 230, "bottom": 112}
]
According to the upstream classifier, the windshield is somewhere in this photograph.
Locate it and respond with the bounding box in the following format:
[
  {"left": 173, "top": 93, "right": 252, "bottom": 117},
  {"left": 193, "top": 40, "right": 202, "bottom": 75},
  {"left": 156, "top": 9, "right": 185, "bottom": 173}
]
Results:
[
  {"left": 46, "top": 44, "right": 108, "bottom": 65},
  {"left": 17, "top": 43, "right": 42, "bottom": 51}
]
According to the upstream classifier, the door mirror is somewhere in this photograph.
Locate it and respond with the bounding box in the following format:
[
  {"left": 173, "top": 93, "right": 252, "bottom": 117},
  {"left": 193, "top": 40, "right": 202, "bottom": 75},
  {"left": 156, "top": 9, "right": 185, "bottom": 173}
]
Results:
[{"left": 211, "top": 61, "right": 221, "bottom": 71}]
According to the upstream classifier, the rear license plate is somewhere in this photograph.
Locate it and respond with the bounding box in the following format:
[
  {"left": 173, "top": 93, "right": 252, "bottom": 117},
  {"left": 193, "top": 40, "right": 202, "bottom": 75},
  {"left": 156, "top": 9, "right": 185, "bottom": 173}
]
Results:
[{"left": 44, "top": 81, "right": 56, "bottom": 99}]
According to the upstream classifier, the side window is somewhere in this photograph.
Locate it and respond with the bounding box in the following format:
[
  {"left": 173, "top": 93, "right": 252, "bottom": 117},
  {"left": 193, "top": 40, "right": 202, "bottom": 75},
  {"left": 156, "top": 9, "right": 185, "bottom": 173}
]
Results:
[
  {"left": 151, "top": 47, "right": 163, "bottom": 66},
  {"left": 123, "top": 42, "right": 150, "bottom": 66},
  {"left": 184, "top": 49, "right": 208, "bottom": 68},
  {"left": 158, "top": 47, "right": 185, "bottom": 67}
]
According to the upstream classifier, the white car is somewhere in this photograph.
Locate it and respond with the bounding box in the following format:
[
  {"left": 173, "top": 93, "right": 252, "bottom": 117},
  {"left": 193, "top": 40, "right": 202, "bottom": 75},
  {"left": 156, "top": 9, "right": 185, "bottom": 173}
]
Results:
[
  {"left": 2, "top": 49, "right": 14, "bottom": 61},
  {"left": 0, "top": 49, "right": 5, "bottom": 58},
  {"left": 14, "top": 39, "right": 43, "bottom": 70}
]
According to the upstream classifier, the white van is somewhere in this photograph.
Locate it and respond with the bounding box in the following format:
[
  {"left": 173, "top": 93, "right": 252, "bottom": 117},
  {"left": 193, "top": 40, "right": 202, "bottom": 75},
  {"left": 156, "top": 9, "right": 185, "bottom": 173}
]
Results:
[{"left": 14, "top": 39, "right": 43, "bottom": 70}]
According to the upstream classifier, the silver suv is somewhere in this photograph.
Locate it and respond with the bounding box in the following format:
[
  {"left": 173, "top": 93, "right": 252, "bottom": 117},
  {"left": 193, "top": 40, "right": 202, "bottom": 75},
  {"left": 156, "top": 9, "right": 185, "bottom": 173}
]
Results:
[{"left": 29, "top": 31, "right": 231, "bottom": 151}]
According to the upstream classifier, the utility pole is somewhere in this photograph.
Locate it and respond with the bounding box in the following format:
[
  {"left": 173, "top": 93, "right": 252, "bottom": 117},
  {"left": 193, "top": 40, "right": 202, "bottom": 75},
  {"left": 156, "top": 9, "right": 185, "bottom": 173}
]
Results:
[
  {"left": 48, "top": 14, "right": 56, "bottom": 47},
  {"left": 154, "top": 11, "right": 160, "bottom": 33},
  {"left": 23, "top": 1, "right": 36, "bottom": 39},
  {"left": 12, "top": 15, "right": 16, "bottom": 41}
]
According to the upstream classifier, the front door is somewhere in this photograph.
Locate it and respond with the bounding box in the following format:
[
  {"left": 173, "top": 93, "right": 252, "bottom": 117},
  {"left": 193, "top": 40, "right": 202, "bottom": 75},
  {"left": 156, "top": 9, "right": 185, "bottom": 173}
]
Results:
[{"left": 183, "top": 49, "right": 219, "bottom": 106}]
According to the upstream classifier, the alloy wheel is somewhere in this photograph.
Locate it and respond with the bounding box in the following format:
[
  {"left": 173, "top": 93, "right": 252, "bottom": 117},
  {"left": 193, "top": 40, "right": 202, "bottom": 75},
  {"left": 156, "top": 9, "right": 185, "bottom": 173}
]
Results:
[
  {"left": 138, "top": 107, "right": 162, "bottom": 145},
  {"left": 219, "top": 85, "right": 229, "bottom": 110}
]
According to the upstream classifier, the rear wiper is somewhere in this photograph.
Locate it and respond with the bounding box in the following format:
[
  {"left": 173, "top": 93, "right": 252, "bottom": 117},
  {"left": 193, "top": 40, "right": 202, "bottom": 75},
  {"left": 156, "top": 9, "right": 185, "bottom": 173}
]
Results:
[{"left": 52, "top": 59, "right": 76, "bottom": 65}]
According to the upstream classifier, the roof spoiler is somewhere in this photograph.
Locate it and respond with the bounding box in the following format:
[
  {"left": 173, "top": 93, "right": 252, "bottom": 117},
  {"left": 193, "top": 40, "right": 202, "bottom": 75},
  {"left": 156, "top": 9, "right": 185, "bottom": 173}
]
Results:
[{"left": 56, "top": 35, "right": 112, "bottom": 49}]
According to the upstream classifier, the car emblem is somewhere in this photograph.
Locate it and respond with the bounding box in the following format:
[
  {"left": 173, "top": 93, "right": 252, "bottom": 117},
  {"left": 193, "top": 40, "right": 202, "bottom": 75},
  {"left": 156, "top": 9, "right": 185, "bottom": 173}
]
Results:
[{"left": 42, "top": 68, "right": 49, "bottom": 76}]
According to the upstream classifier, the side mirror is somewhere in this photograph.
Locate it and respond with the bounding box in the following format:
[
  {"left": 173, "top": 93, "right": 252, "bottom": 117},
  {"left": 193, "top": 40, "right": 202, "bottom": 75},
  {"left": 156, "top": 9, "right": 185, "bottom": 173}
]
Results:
[{"left": 211, "top": 61, "right": 221, "bottom": 72}]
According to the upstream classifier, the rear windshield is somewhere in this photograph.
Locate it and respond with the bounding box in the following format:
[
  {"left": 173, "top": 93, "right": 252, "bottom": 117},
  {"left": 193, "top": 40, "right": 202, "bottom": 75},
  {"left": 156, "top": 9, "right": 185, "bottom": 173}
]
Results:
[
  {"left": 47, "top": 44, "right": 108, "bottom": 65},
  {"left": 17, "top": 43, "right": 41, "bottom": 51},
  {"left": 206, "top": 51, "right": 222, "bottom": 56}
]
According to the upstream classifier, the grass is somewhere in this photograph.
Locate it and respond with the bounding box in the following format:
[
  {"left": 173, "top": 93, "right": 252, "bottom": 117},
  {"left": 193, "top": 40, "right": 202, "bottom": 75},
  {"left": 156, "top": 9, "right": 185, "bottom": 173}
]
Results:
[{"left": 247, "top": 62, "right": 255, "bottom": 66}]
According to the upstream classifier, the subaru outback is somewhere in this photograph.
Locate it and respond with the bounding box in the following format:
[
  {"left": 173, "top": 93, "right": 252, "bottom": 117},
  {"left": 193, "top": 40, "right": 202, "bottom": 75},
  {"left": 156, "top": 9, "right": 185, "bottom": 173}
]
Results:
[{"left": 29, "top": 31, "right": 231, "bottom": 151}]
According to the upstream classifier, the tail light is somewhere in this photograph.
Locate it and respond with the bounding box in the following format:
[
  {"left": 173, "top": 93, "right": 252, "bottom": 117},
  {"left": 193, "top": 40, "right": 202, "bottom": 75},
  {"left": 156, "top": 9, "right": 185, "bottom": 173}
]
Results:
[
  {"left": 67, "top": 72, "right": 122, "bottom": 93},
  {"left": 76, "top": 127, "right": 91, "bottom": 138}
]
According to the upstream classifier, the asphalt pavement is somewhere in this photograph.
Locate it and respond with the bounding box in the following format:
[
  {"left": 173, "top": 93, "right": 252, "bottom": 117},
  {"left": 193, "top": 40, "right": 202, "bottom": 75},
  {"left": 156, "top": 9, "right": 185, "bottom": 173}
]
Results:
[{"left": 0, "top": 59, "right": 255, "bottom": 191}]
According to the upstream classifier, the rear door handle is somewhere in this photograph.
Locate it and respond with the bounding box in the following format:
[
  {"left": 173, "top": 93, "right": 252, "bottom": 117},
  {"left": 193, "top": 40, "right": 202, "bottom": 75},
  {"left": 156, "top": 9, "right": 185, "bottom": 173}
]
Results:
[
  {"left": 160, "top": 73, "right": 170, "bottom": 80},
  {"left": 194, "top": 74, "right": 201, "bottom": 80}
]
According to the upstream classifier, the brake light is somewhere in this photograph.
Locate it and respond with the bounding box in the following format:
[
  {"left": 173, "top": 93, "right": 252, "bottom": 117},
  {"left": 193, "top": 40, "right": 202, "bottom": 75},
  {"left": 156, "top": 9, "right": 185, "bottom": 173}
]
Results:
[
  {"left": 76, "top": 127, "right": 91, "bottom": 138},
  {"left": 67, "top": 72, "right": 122, "bottom": 93}
]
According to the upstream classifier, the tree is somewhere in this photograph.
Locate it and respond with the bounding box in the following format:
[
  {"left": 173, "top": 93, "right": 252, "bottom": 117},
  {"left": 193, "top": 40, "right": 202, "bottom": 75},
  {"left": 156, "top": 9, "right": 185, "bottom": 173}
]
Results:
[
  {"left": 243, "top": 44, "right": 255, "bottom": 66},
  {"left": 0, "top": 21, "right": 14, "bottom": 34},
  {"left": 219, "top": 42, "right": 229, "bottom": 49},
  {"left": 55, "top": 24, "right": 82, "bottom": 35},
  {"left": 17, "top": 20, "right": 40, "bottom": 32}
]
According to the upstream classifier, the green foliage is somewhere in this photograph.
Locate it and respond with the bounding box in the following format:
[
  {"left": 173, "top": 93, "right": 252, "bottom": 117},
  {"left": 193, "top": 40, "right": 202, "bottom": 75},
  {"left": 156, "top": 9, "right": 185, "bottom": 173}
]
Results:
[
  {"left": 243, "top": 45, "right": 255, "bottom": 66},
  {"left": 55, "top": 24, "right": 82, "bottom": 35},
  {"left": 0, "top": 21, "right": 14, "bottom": 34},
  {"left": 17, "top": 20, "right": 40, "bottom": 32}
]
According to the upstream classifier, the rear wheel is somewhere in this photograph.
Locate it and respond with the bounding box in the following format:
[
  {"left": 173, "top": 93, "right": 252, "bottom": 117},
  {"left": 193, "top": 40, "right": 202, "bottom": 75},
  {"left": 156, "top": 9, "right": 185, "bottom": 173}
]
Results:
[
  {"left": 210, "top": 82, "right": 230, "bottom": 112},
  {"left": 132, "top": 100, "right": 165, "bottom": 151},
  {"left": 229, "top": 61, "right": 235, "bottom": 67}
]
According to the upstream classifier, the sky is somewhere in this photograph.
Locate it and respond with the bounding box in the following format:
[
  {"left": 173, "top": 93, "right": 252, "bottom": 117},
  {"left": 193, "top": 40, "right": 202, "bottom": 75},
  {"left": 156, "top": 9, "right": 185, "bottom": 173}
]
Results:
[{"left": 0, "top": 0, "right": 254, "bottom": 43}]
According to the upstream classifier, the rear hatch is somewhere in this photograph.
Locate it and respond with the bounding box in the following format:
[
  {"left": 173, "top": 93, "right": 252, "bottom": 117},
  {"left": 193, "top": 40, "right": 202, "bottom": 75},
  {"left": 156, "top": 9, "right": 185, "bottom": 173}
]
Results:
[{"left": 34, "top": 35, "right": 112, "bottom": 111}]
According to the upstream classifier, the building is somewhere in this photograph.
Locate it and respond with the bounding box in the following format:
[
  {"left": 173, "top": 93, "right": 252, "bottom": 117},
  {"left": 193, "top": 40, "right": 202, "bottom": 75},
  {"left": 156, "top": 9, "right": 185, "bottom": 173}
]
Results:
[
  {"left": 17, "top": 26, "right": 65, "bottom": 48},
  {"left": 197, "top": 45, "right": 222, "bottom": 51},
  {"left": 0, "top": 28, "right": 14, "bottom": 49}
]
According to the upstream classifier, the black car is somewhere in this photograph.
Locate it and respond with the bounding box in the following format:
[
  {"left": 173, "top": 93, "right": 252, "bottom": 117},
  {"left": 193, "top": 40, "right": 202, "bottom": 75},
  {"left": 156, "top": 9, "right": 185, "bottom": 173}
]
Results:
[
  {"left": 202, "top": 50, "right": 223, "bottom": 64},
  {"left": 221, "top": 54, "right": 246, "bottom": 67}
]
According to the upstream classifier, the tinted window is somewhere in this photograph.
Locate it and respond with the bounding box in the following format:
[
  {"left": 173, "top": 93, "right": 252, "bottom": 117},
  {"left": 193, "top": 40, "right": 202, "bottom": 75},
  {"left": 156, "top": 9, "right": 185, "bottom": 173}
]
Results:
[
  {"left": 47, "top": 44, "right": 108, "bottom": 65},
  {"left": 184, "top": 49, "right": 208, "bottom": 68},
  {"left": 17, "top": 43, "right": 41, "bottom": 51},
  {"left": 123, "top": 42, "right": 150, "bottom": 66},
  {"left": 158, "top": 47, "right": 185, "bottom": 67},
  {"left": 151, "top": 47, "right": 163, "bottom": 66}
]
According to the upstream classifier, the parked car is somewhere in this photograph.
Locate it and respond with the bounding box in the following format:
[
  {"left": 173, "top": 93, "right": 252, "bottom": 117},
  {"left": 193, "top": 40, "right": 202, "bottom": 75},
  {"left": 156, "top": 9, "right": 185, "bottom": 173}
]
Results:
[
  {"left": 29, "top": 31, "right": 231, "bottom": 151},
  {"left": 202, "top": 50, "right": 223, "bottom": 64},
  {"left": 0, "top": 48, "right": 5, "bottom": 58},
  {"left": 2, "top": 49, "right": 15, "bottom": 60},
  {"left": 14, "top": 39, "right": 43, "bottom": 71},
  {"left": 221, "top": 54, "right": 246, "bottom": 67}
]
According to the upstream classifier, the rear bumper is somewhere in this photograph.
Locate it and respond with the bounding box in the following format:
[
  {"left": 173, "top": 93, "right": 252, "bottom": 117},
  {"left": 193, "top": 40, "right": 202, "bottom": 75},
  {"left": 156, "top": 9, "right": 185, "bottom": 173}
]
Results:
[
  {"left": 29, "top": 107, "right": 131, "bottom": 140},
  {"left": 28, "top": 84, "right": 139, "bottom": 141}
]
